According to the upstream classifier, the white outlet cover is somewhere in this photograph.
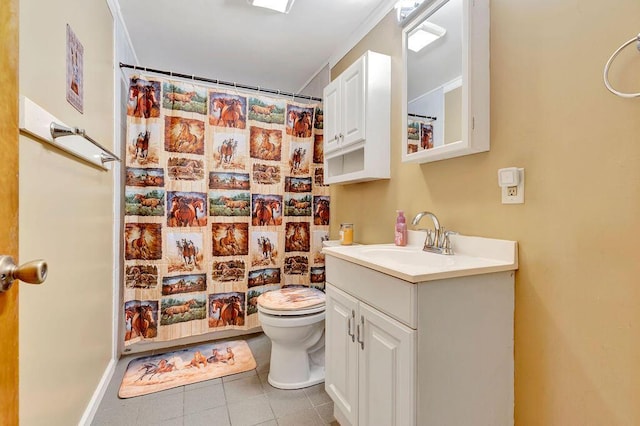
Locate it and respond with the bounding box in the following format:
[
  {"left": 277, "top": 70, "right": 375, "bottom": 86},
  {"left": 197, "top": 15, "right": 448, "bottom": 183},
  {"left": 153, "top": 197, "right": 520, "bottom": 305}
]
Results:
[{"left": 502, "top": 168, "right": 524, "bottom": 204}]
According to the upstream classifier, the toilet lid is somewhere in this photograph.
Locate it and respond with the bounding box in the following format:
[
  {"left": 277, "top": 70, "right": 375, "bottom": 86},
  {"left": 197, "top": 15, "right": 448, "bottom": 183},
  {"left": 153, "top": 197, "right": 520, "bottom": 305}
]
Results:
[{"left": 257, "top": 287, "right": 325, "bottom": 315}]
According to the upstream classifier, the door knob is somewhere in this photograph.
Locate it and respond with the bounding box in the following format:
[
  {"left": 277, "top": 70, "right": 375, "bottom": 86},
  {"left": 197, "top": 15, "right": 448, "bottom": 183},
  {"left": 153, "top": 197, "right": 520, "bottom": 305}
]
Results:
[{"left": 0, "top": 255, "right": 48, "bottom": 293}]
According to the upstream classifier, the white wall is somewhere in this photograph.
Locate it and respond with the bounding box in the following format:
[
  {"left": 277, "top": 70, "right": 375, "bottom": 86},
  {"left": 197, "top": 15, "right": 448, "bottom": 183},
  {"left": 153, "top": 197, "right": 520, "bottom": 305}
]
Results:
[{"left": 299, "top": 63, "right": 330, "bottom": 99}]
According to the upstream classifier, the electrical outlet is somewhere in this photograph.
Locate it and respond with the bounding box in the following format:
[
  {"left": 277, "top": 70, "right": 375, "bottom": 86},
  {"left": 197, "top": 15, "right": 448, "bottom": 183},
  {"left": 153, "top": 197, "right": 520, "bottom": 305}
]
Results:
[{"left": 501, "top": 168, "right": 525, "bottom": 204}]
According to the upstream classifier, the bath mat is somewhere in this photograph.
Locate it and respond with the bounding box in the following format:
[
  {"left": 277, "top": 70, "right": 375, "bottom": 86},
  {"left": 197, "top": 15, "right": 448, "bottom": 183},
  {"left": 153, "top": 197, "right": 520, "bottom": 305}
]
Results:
[{"left": 118, "top": 340, "right": 256, "bottom": 398}]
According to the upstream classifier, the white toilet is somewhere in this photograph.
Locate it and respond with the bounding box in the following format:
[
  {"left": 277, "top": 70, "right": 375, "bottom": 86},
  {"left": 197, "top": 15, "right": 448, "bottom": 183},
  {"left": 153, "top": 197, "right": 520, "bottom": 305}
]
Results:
[{"left": 257, "top": 287, "right": 326, "bottom": 390}]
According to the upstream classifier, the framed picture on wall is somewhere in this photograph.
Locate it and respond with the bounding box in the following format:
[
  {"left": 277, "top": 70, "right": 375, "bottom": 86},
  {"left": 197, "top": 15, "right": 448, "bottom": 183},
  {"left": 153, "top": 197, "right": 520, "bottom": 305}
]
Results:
[{"left": 66, "top": 24, "right": 84, "bottom": 113}]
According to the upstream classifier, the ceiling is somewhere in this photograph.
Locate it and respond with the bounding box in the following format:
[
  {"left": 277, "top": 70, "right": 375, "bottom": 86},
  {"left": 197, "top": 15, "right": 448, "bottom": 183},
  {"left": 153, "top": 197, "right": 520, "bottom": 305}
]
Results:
[{"left": 117, "top": 0, "right": 396, "bottom": 95}]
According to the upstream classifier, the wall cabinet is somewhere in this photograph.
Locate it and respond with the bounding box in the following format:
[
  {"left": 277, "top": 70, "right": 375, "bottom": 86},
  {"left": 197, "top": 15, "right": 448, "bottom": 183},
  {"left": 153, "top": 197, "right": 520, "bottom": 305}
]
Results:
[
  {"left": 323, "top": 50, "right": 390, "bottom": 185},
  {"left": 324, "top": 254, "right": 515, "bottom": 426},
  {"left": 325, "top": 284, "right": 415, "bottom": 426}
]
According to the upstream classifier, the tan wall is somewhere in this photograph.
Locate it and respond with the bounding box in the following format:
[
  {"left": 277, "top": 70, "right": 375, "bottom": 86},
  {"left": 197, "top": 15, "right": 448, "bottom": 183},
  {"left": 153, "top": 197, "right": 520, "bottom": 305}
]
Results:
[
  {"left": 331, "top": 1, "right": 640, "bottom": 424},
  {"left": 18, "top": 0, "right": 115, "bottom": 424}
]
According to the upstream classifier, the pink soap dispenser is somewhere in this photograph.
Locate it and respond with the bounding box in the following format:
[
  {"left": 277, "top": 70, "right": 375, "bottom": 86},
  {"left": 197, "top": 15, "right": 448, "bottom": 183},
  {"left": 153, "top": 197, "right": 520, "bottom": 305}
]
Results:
[{"left": 395, "top": 210, "right": 408, "bottom": 246}]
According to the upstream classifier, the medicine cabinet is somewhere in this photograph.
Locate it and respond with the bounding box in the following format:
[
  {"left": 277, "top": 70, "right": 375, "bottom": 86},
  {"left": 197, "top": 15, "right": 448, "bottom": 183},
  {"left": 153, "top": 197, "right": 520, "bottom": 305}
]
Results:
[{"left": 401, "top": 0, "right": 490, "bottom": 163}]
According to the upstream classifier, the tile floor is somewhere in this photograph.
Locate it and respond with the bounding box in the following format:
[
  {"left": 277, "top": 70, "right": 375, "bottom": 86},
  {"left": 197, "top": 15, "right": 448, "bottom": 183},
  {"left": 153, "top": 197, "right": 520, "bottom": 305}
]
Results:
[{"left": 92, "top": 332, "right": 338, "bottom": 426}]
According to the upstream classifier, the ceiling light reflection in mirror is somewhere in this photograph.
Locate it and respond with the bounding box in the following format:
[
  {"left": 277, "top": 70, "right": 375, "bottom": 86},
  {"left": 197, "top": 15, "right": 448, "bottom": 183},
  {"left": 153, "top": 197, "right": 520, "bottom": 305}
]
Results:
[
  {"left": 408, "top": 22, "right": 446, "bottom": 52},
  {"left": 248, "top": 0, "right": 296, "bottom": 14}
]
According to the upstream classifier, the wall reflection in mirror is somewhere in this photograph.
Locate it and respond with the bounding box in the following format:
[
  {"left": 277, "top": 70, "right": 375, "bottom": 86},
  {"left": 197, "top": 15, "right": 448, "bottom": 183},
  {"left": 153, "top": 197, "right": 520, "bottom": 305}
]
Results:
[{"left": 406, "top": 0, "right": 462, "bottom": 154}]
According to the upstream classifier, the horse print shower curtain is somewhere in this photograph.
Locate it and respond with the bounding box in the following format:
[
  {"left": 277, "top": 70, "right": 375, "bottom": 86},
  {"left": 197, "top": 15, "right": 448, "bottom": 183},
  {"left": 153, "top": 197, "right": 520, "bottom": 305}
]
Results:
[{"left": 123, "top": 75, "right": 328, "bottom": 346}]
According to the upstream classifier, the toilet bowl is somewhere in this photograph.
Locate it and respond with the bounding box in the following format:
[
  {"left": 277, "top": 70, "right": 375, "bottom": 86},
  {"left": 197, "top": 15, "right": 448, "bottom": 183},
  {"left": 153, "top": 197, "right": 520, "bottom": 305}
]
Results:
[{"left": 257, "top": 287, "right": 326, "bottom": 390}]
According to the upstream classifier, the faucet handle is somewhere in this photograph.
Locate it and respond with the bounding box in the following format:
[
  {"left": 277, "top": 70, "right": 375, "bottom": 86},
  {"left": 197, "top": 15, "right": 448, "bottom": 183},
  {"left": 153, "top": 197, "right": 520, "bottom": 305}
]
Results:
[
  {"left": 425, "top": 230, "right": 435, "bottom": 247},
  {"left": 442, "top": 234, "right": 453, "bottom": 254},
  {"left": 443, "top": 230, "right": 457, "bottom": 254}
]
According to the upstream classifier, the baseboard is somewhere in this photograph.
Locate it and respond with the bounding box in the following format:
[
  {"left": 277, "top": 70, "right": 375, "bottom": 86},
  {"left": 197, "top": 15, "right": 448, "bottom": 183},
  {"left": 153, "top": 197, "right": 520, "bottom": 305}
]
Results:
[
  {"left": 333, "top": 404, "right": 350, "bottom": 426},
  {"left": 77, "top": 357, "right": 117, "bottom": 426}
]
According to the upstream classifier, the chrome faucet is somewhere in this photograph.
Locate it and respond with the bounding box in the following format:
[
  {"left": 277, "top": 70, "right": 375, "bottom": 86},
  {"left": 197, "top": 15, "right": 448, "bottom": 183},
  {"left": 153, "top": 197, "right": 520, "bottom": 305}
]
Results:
[{"left": 411, "top": 211, "right": 455, "bottom": 255}]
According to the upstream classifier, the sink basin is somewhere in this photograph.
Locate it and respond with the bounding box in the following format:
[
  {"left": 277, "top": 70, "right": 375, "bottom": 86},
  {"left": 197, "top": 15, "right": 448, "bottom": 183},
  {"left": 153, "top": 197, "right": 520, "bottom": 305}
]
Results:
[
  {"left": 357, "top": 246, "right": 455, "bottom": 268},
  {"left": 323, "top": 232, "right": 518, "bottom": 283}
]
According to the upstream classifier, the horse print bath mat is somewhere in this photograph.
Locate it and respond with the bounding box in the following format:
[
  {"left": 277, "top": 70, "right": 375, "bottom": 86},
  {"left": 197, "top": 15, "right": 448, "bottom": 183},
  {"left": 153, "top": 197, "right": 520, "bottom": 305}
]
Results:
[{"left": 118, "top": 339, "right": 256, "bottom": 398}]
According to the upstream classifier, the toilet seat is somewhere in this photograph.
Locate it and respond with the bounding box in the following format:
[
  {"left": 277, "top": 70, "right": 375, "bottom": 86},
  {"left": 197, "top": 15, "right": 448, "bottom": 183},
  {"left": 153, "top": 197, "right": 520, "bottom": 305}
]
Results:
[
  {"left": 257, "top": 287, "right": 325, "bottom": 317},
  {"left": 258, "top": 303, "right": 325, "bottom": 316}
]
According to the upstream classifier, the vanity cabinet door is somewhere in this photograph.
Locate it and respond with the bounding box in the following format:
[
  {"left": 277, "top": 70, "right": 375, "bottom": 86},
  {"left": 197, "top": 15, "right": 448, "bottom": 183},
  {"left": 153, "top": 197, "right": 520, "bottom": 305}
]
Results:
[
  {"left": 358, "top": 302, "right": 416, "bottom": 426},
  {"left": 325, "top": 284, "right": 359, "bottom": 426},
  {"left": 327, "top": 283, "right": 416, "bottom": 426}
]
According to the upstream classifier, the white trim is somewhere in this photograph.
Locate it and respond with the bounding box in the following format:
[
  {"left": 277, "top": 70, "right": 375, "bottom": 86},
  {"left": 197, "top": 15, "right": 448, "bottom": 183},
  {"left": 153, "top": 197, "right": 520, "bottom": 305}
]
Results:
[
  {"left": 328, "top": 0, "right": 397, "bottom": 68},
  {"left": 105, "top": 0, "right": 139, "bottom": 66},
  {"left": 110, "top": 0, "right": 120, "bottom": 364},
  {"left": 107, "top": 0, "right": 138, "bottom": 361},
  {"left": 111, "top": 92, "right": 123, "bottom": 361},
  {"left": 78, "top": 358, "right": 117, "bottom": 426}
]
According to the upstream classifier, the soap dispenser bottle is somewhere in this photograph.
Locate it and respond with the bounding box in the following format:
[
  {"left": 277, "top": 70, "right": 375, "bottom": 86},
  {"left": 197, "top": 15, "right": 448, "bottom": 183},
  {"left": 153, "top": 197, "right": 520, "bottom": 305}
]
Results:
[{"left": 395, "top": 210, "right": 408, "bottom": 246}]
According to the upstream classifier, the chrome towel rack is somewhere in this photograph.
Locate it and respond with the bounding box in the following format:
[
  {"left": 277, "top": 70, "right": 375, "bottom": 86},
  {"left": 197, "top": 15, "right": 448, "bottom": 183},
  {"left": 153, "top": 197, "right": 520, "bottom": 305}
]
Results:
[
  {"left": 50, "top": 122, "right": 120, "bottom": 165},
  {"left": 19, "top": 96, "right": 120, "bottom": 170},
  {"left": 603, "top": 33, "right": 640, "bottom": 98}
]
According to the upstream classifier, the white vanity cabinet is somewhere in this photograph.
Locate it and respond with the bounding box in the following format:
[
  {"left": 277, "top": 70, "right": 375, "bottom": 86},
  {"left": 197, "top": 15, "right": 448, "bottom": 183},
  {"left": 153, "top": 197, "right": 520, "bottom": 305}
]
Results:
[
  {"left": 324, "top": 246, "right": 516, "bottom": 426},
  {"left": 323, "top": 50, "right": 390, "bottom": 185},
  {"left": 325, "top": 284, "right": 415, "bottom": 426}
]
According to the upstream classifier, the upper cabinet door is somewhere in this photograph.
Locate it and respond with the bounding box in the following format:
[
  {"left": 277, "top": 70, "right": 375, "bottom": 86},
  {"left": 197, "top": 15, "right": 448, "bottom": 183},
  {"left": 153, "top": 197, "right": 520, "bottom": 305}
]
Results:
[
  {"left": 322, "top": 50, "right": 390, "bottom": 185},
  {"left": 341, "top": 56, "right": 366, "bottom": 148},
  {"left": 323, "top": 78, "right": 342, "bottom": 155}
]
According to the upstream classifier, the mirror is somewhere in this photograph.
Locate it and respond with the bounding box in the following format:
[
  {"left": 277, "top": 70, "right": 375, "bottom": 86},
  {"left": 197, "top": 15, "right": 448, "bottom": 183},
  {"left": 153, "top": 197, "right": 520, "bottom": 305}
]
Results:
[{"left": 401, "top": 0, "right": 490, "bottom": 163}]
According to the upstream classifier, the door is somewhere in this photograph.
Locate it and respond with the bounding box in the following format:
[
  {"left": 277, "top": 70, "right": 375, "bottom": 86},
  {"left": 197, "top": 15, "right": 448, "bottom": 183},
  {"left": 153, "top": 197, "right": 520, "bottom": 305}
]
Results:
[
  {"left": 341, "top": 55, "right": 366, "bottom": 148},
  {"left": 322, "top": 78, "right": 341, "bottom": 155},
  {"left": 358, "top": 302, "right": 416, "bottom": 426},
  {"left": 0, "top": 0, "right": 20, "bottom": 424},
  {"left": 325, "top": 284, "right": 359, "bottom": 426}
]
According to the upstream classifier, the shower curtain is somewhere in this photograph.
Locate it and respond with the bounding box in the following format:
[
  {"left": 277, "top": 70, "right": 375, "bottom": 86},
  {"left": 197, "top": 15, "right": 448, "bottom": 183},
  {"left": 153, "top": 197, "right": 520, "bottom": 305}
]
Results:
[{"left": 123, "top": 75, "right": 328, "bottom": 346}]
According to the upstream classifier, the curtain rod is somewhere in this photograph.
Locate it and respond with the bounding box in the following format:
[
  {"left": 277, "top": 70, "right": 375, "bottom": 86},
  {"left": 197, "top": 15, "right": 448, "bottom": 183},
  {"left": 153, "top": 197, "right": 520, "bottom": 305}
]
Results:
[
  {"left": 119, "top": 62, "right": 322, "bottom": 102},
  {"left": 408, "top": 113, "right": 437, "bottom": 120}
]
